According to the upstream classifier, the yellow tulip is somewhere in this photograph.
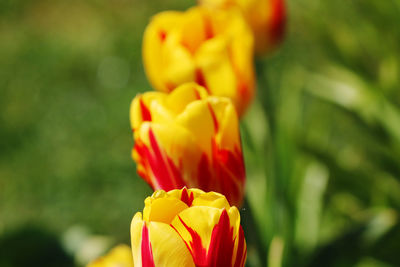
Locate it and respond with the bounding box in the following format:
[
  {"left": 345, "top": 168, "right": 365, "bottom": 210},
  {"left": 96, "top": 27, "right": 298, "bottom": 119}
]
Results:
[
  {"left": 131, "top": 188, "right": 247, "bottom": 266},
  {"left": 130, "top": 83, "right": 245, "bottom": 207},
  {"left": 87, "top": 244, "right": 134, "bottom": 267},
  {"left": 199, "top": 0, "right": 286, "bottom": 54},
  {"left": 142, "top": 6, "right": 255, "bottom": 116}
]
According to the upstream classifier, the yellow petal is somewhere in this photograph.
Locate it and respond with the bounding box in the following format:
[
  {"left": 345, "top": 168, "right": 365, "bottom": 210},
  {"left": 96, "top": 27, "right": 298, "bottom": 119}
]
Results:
[
  {"left": 87, "top": 244, "right": 133, "bottom": 267},
  {"left": 131, "top": 212, "right": 196, "bottom": 267},
  {"left": 175, "top": 100, "right": 215, "bottom": 156},
  {"left": 162, "top": 38, "right": 196, "bottom": 87},
  {"left": 191, "top": 191, "right": 231, "bottom": 210},
  {"left": 170, "top": 206, "right": 242, "bottom": 266},
  {"left": 195, "top": 36, "right": 237, "bottom": 100},
  {"left": 207, "top": 97, "right": 240, "bottom": 151},
  {"left": 134, "top": 122, "right": 204, "bottom": 188},
  {"left": 171, "top": 206, "right": 222, "bottom": 251},
  {"left": 131, "top": 212, "right": 144, "bottom": 266},
  {"left": 144, "top": 197, "right": 189, "bottom": 224},
  {"left": 130, "top": 92, "right": 163, "bottom": 130},
  {"left": 165, "top": 83, "right": 209, "bottom": 115},
  {"left": 148, "top": 222, "right": 196, "bottom": 267},
  {"left": 143, "top": 11, "right": 184, "bottom": 92}
]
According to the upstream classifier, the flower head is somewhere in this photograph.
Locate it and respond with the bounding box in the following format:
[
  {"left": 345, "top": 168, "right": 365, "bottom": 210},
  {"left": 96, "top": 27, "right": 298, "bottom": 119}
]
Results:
[
  {"left": 142, "top": 6, "right": 255, "bottom": 116},
  {"left": 130, "top": 83, "right": 246, "bottom": 206},
  {"left": 131, "top": 188, "right": 247, "bottom": 266}
]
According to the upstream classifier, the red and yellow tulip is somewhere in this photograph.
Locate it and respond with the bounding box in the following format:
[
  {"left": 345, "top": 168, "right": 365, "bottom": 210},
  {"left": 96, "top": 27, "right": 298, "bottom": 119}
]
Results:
[
  {"left": 87, "top": 244, "right": 134, "bottom": 267},
  {"left": 131, "top": 188, "right": 247, "bottom": 266},
  {"left": 142, "top": 6, "right": 255, "bottom": 116},
  {"left": 130, "top": 83, "right": 246, "bottom": 207},
  {"left": 198, "top": 0, "right": 286, "bottom": 55}
]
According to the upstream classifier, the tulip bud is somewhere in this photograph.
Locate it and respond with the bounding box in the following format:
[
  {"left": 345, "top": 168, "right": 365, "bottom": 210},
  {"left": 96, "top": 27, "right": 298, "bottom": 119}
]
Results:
[
  {"left": 130, "top": 83, "right": 245, "bottom": 207},
  {"left": 87, "top": 244, "right": 134, "bottom": 267},
  {"left": 142, "top": 6, "right": 255, "bottom": 116},
  {"left": 131, "top": 188, "right": 247, "bottom": 266},
  {"left": 199, "top": 0, "right": 286, "bottom": 55}
]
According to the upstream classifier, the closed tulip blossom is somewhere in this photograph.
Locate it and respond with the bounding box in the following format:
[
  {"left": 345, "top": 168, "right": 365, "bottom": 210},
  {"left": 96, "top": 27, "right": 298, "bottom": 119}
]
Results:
[
  {"left": 199, "top": 0, "right": 286, "bottom": 54},
  {"left": 131, "top": 188, "right": 247, "bottom": 266},
  {"left": 130, "top": 83, "right": 245, "bottom": 206},
  {"left": 142, "top": 6, "right": 255, "bottom": 116},
  {"left": 87, "top": 244, "right": 134, "bottom": 267}
]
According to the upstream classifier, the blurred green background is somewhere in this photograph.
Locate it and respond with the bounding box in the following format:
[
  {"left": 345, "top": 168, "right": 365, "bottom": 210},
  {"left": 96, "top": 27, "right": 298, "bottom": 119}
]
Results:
[{"left": 1, "top": 0, "right": 400, "bottom": 266}]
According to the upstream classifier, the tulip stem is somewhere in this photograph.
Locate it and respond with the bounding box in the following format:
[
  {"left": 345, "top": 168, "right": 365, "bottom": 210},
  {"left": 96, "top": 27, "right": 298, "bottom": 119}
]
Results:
[
  {"left": 241, "top": 197, "right": 267, "bottom": 267},
  {"left": 255, "top": 59, "right": 296, "bottom": 267}
]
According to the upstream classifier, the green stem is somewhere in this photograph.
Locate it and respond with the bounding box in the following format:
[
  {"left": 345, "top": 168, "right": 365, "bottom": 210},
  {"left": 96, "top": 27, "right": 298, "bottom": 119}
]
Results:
[
  {"left": 241, "top": 197, "right": 267, "bottom": 267},
  {"left": 255, "top": 59, "right": 295, "bottom": 267}
]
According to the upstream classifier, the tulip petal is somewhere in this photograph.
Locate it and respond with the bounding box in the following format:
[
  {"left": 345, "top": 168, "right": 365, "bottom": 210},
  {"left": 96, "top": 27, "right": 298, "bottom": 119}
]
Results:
[
  {"left": 175, "top": 100, "right": 215, "bottom": 155},
  {"left": 131, "top": 212, "right": 196, "bottom": 267},
  {"left": 130, "top": 92, "right": 163, "bottom": 130},
  {"left": 195, "top": 36, "right": 237, "bottom": 101},
  {"left": 133, "top": 126, "right": 186, "bottom": 190},
  {"left": 148, "top": 222, "right": 196, "bottom": 267},
  {"left": 141, "top": 223, "right": 155, "bottom": 267},
  {"left": 87, "top": 244, "right": 133, "bottom": 267},
  {"left": 143, "top": 197, "right": 189, "bottom": 224},
  {"left": 165, "top": 83, "right": 208, "bottom": 115},
  {"left": 143, "top": 11, "right": 185, "bottom": 92},
  {"left": 233, "top": 227, "right": 247, "bottom": 267},
  {"left": 191, "top": 191, "right": 230, "bottom": 210},
  {"left": 179, "top": 7, "right": 214, "bottom": 54},
  {"left": 131, "top": 212, "right": 145, "bottom": 266},
  {"left": 163, "top": 39, "right": 196, "bottom": 88},
  {"left": 171, "top": 206, "right": 243, "bottom": 266},
  {"left": 207, "top": 97, "right": 240, "bottom": 150},
  {"left": 207, "top": 209, "right": 235, "bottom": 266}
]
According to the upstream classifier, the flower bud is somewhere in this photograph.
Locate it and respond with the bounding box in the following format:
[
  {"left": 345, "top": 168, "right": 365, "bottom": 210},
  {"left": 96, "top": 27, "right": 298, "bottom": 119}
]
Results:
[
  {"left": 131, "top": 188, "right": 247, "bottom": 266},
  {"left": 130, "top": 83, "right": 246, "bottom": 206},
  {"left": 142, "top": 6, "right": 255, "bottom": 116}
]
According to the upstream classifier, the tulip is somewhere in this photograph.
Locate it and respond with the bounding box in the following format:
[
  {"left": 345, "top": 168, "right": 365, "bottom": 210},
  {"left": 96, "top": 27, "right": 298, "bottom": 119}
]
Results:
[
  {"left": 130, "top": 83, "right": 246, "bottom": 206},
  {"left": 87, "top": 244, "right": 134, "bottom": 267},
  {"left": 142, "top": 6, "right": 255, "bottom": 116},
  {"left": 198, "top": 0, "right": 286, "bottom": 55},
  {"left": 131, "top": 188, "right": 247, "bottom": 266}
]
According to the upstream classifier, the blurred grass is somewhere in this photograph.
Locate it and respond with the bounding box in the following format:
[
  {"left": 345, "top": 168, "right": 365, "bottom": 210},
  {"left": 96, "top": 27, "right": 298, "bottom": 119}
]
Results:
[
  {"left": 0, "top": 0, "right": 192, "bottom": 244},
  {"left": 1, "top": 0, "right": 400, "bottom": 266}
]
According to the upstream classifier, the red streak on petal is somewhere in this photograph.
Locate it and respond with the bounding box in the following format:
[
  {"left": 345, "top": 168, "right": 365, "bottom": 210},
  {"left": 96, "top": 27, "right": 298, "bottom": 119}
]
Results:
[
  {"left": 133, "top": 129, "right": 186, "bottom": 191},
  {"left": 207, "top": 209, "right": 235, "bottom": 266},
  {"left": 133, "top": 140, "right": 152, "bottom": 186},
  {"left": 202, "top": 13, "right": 214, "bottom": 40},
  {"left": 140, "top": 98, "right": 152, "bottom": 122},
  {"left": 165, "top": 81, "right": 176, "bottom": 92},
  {"left": 193, "top": 87, "right": 202, "bottom": 100},
  {"left": 196, "top": 141, "right": 246, "bottom": 206},
  {"left": 147, "top": 130, "right": 186, "bottom": 190},
  {"left": 159, "top": 30, "right": 167, "bottom": 42},
  {"left": 197, "top": 154, "right": 213, "bottom": 192},
  {"left": 207, "top": 103, "right": 219, "bottom": 133},
  {"left": 177, "top": 216, "right": 208, "bottom": 266},
  {"left": 269, "top": 0, "right": 286, "bottom": 45},
  {"left": 195, "top": 69, "right": 209, "bottom": 93},
  {"left": 234, "top": 227, "right": 246, "bottom": 267},
  {"left": 181, "top": 187, "right": 194, "bottom": 207},
  {"left": 172, "top": 211, "right": 245, "bottom": 267},
  {"left": 141, "top": 224, "right": 155, "bottom": 267}
]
